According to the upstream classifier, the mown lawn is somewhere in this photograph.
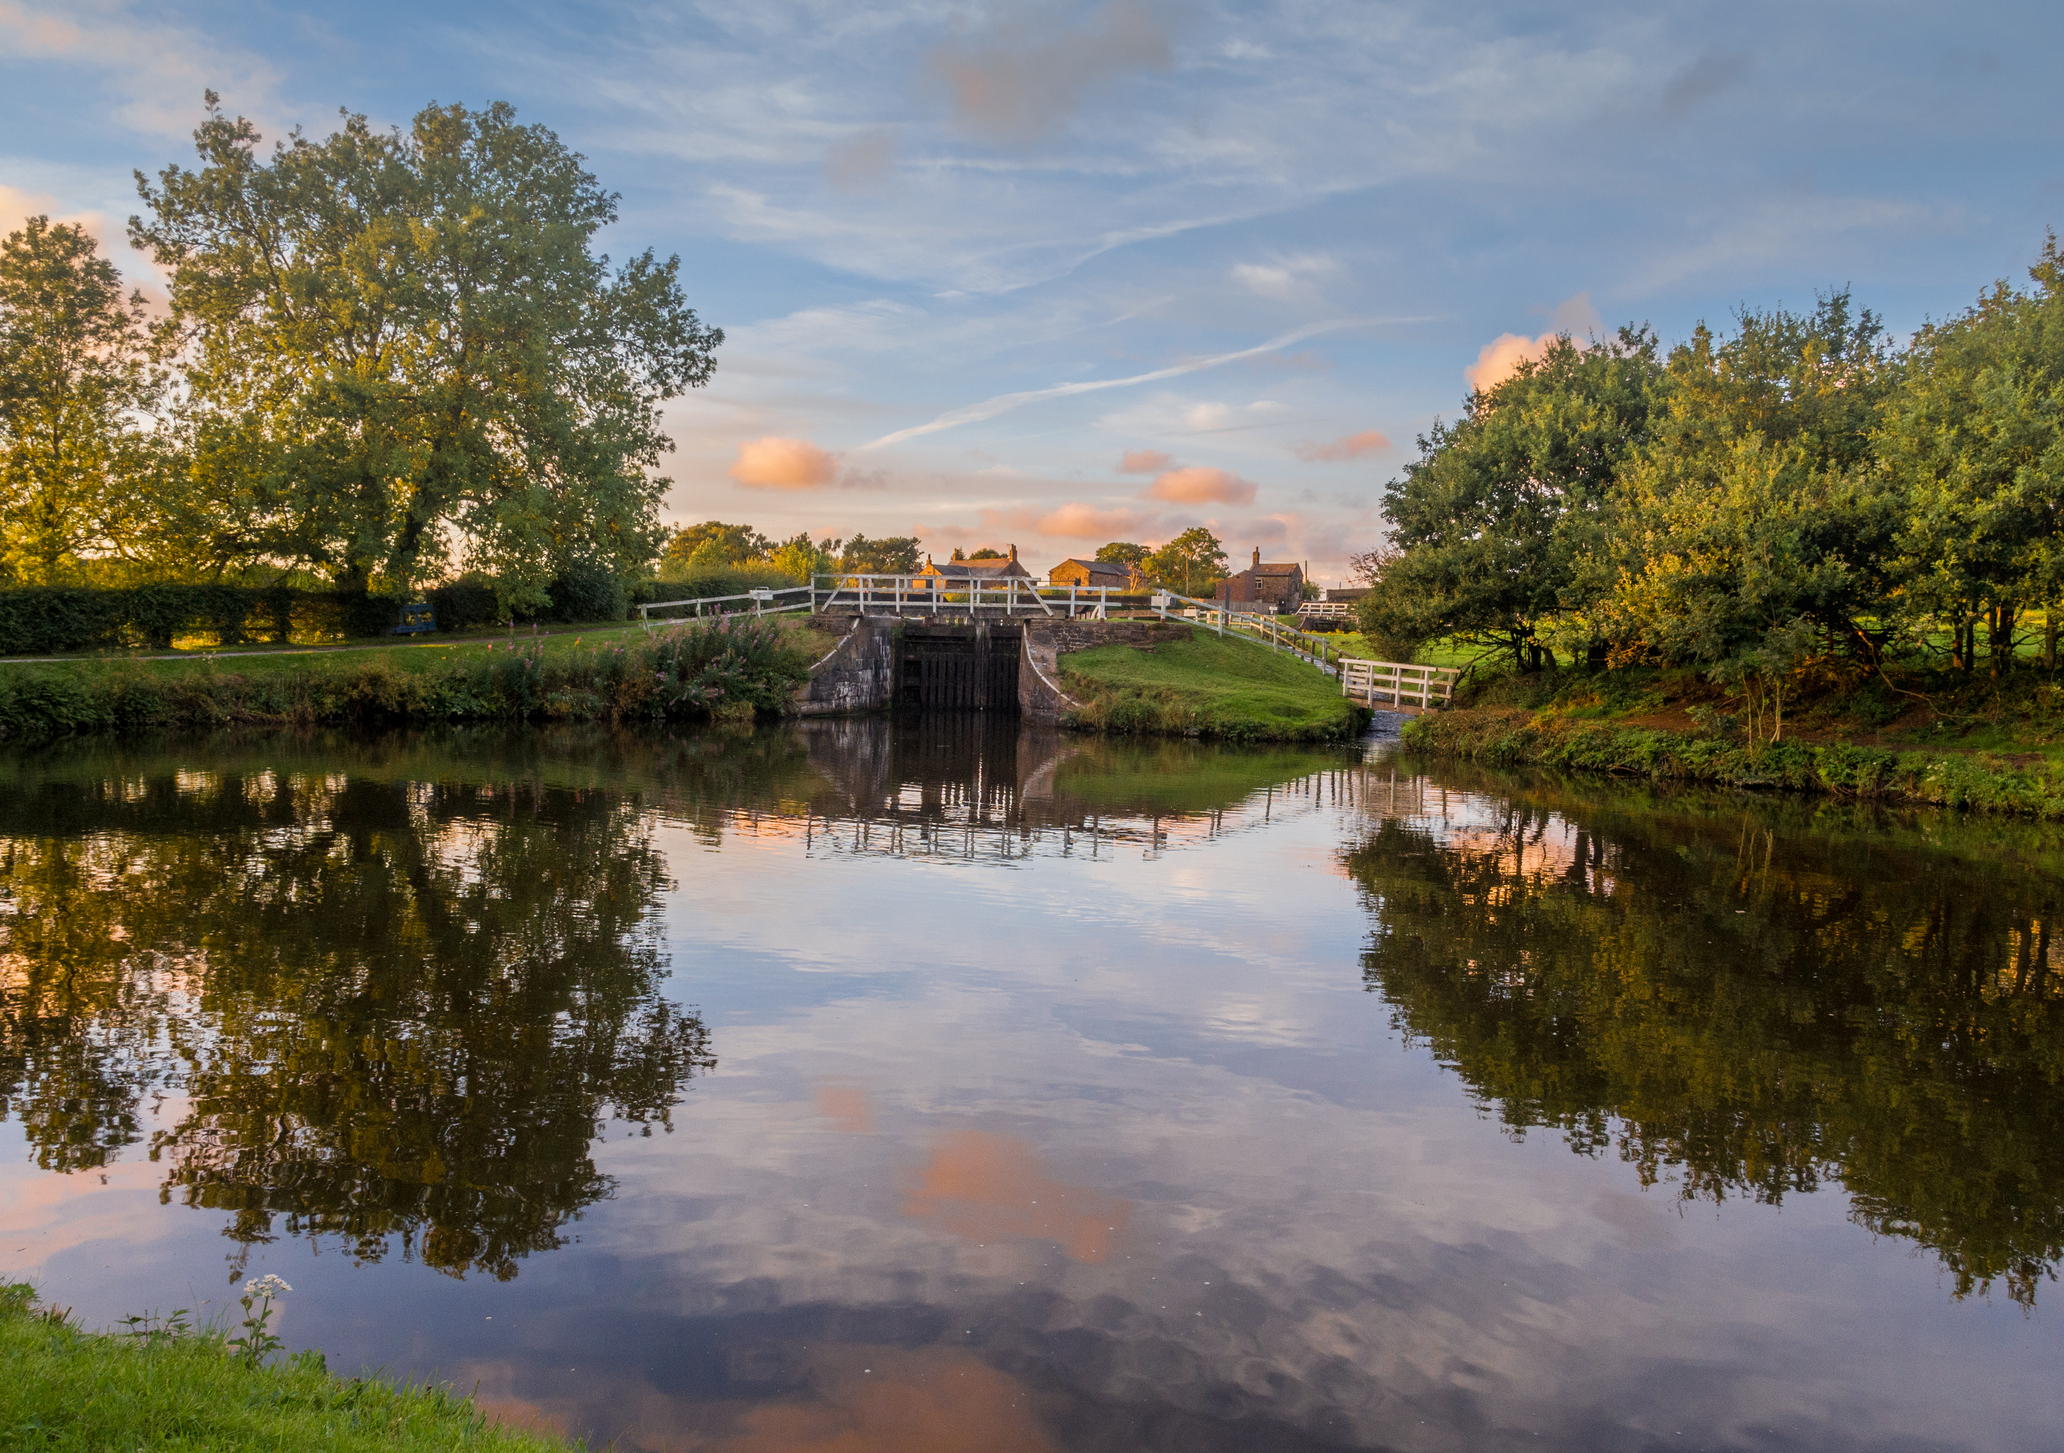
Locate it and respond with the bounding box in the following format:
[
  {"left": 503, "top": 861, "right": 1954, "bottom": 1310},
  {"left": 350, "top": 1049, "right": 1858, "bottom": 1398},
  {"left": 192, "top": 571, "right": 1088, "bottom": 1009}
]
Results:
[
  {"left": 0, "top": 1284, "right": 573, "bottom": 1451},
  {"left": 1060, "top": 628, "right": 1366, "bottom": 741}
]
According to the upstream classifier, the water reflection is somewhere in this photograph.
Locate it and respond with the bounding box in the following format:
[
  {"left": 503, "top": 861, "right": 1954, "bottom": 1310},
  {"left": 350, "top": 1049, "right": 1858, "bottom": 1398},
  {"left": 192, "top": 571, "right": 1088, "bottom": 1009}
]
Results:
[
  {"left": 0, "top": 757, "right": 713, "bottom": 1278},
  {"left": 3, "top": 726, "right": 2064, "bottom": 1450},
  {"left": 1350, "top": 766, "right": 2064, "bottom": 1307}
]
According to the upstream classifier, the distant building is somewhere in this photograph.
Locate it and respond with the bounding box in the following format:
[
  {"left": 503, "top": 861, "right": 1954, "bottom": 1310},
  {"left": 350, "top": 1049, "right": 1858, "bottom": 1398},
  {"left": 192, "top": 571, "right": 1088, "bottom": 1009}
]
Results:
[
  {"left": 915, "top": 544, "right": 1035, "bottom": 587},
  {"left": 1049, "top": 557, "right": 1144, "bottom": 590},
  {"left": 1215, "top": 548, "right": 1304, "bottom": 613},
  {"left": 1320, "top": 585, "right": 1370, "bottom": 603}
]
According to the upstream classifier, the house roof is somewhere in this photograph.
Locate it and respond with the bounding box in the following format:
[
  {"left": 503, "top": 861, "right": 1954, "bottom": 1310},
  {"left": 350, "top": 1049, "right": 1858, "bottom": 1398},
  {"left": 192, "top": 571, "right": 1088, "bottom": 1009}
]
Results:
[
  {"left": 1056, "top": 558, "right": 1135, "bottom": 577},
  {"left": 1251, "top": 563, "right": 1301, "bottom": 576},
  {"left": 925, "top": 557, "right": 1033, "bottom": 578}
]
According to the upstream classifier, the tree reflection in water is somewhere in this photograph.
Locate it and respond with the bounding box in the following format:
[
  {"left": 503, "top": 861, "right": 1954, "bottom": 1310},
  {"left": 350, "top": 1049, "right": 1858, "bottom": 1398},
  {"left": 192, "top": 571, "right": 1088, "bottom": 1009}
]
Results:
[
  {"left": 1349, "top": 775, "right": 2064, "bottom": 1307},
  {"left": 0, "top": 756, "right": 714, "bottom": 1279}
]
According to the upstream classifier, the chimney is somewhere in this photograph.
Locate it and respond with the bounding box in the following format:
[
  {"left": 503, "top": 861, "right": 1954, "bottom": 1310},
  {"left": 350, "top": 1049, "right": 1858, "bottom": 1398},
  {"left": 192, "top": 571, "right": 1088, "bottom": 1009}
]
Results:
[
  {"left": 1009, "top": 543, "right": 1018, "bottom": 562},
  {"left": 1252, "top": 547, "right": 1261, "bottom": 568},
  {"left": 924, "top": 552, "right": 934, "bottom": 567}
]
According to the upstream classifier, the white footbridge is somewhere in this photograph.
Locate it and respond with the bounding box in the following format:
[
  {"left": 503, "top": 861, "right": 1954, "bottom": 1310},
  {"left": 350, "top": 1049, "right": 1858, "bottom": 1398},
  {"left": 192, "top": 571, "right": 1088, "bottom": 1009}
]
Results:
[{"left": 633, "top": 573, "right": 1457, "bottom": 713}]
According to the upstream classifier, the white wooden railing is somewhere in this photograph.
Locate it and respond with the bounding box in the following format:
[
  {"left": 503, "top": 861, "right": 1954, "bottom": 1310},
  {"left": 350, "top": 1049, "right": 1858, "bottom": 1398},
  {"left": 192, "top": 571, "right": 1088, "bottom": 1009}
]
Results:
[
  {"left": 1296, "top": 601, "right": 1354, "bottom": 620},
  {"left": 1340, "top": 658, "right": 1459, "bottom": 710},
  {"left": 808, "top": 573, "right": 1133, "bottom": 619},
  {"left": 638, "top": 585, "right": 814, "bottom": 624},
  {"left": 1148, "top": 592, "right": 1362, "bottom": 677}
]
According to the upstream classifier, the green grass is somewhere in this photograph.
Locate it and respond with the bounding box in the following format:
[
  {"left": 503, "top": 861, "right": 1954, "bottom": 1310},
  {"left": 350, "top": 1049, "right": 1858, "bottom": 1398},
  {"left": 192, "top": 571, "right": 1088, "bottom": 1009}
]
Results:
[
  {"left": 1404, "top": 707, "right": 2064, "bottom": 816},
  {"left": 0, "top": 1283, "right": 573, "bottom": 1451},
  {"left": 1059, "top": 628, "right": 1367, "bottom": 741},
  {"left": 0, "top": 616, "right": 829, "bottom": 741}
]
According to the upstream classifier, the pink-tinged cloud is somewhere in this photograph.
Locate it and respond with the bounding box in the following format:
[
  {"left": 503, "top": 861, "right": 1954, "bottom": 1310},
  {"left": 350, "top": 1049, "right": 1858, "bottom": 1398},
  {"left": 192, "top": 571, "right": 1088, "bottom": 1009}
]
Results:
[
  {"left": 1464, "top": 293, "right": 1604, "bottom": 392},
  {"left": 1294, "top": 430, "right": 1390, "bottom": 462},
  {"left": 1118, "top": 448, "right": 1172, "bottom": 474},
  {"left": 928, "top": 0, "right": 1171, "bottom": 142},
  {"left": 980, "top": 503, "right": 1155, "bottom": 539},
  {"left": 1145, "top": 467, "right": 1257, "bottom": 506},
  {"left": 729, "top": 436, "right": 839, "bottom": 489}
]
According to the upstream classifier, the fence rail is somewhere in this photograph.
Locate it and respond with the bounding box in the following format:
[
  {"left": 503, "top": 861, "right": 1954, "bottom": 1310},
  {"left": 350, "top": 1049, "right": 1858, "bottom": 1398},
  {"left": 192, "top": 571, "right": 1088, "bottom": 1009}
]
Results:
[
  {"left": 1340, "top": 658, "right": 1459, "bottom": 711},
  {"left": 808, "top": 574, "right": 1140, "bottom": 619},
  {"left": 1150, "top": 592, "right": 1358, "bottom": 676},
  {"left": 638, "top": 586, "right": 813, "bottom": 624}
]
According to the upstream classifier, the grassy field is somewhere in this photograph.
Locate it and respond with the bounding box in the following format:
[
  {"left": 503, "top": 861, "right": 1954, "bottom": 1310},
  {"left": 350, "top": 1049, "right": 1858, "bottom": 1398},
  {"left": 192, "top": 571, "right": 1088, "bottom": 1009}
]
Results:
[
  {"left": 1059, "top": 628, "right": 1367, "bottom": 741},
  {"left": 0, "top": 615, "right": 834, "bottom": 741},
  {"left": 0, "top": 1283, "right": 573, "bottom": 1451}
]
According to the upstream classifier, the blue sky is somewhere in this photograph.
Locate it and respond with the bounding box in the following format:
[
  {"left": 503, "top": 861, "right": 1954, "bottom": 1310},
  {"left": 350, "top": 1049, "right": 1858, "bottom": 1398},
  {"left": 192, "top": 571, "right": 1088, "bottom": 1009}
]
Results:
[{"left": 5, "top": 0, "right": 2062, "bottom": 582}]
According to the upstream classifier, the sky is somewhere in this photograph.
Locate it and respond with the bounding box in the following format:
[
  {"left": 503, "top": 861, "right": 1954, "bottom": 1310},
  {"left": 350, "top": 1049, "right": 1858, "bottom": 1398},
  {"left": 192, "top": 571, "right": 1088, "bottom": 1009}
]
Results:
[{"left": 4, "top": 1, "right": 2062, "bottom": 584}]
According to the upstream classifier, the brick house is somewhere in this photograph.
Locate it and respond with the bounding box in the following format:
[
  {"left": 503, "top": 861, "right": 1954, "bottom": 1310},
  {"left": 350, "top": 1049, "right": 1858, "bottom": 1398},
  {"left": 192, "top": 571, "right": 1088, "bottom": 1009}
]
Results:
[
  {"left": 1049, "top": 557, "right": 1144, "bottom": 590},
  {"left": 1215, "top": 548, "right": 1305, "bottom": 613},
  {"left": 914, "top": 545, "right": 1036, "bottom": 587}
]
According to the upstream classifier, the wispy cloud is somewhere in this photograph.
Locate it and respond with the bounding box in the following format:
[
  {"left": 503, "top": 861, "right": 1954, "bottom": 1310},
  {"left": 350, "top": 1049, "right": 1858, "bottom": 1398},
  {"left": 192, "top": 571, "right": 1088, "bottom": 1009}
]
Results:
[
  {"left": 1294, "top": 430, "right": 1389, "bottom": 462},
  {"left": 859, "top": 317, "right": 1414, "bottom": 450}
]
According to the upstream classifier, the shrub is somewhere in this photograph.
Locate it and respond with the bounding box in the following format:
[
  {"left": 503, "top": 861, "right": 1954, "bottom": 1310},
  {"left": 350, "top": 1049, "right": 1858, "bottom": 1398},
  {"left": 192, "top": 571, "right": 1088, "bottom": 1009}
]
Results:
[
  {"left": 544, "top": 560, "right": 629, "bottom": 623},
  {"left": 427, "top": 574, "right": 501, "bottom": 632}
]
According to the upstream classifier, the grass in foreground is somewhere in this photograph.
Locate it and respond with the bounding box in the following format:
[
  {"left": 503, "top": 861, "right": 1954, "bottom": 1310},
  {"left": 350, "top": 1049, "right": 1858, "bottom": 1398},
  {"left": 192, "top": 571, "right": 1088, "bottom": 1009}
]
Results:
[
  {"left": 1060, "top": 628, "right": 1366, "bottom": 741},
  {"left": 0, "top": 1283, "right": 573, "bottom": 1451},
  {"left": 0, "top": 616, "right": 831, "bottom": 741}
]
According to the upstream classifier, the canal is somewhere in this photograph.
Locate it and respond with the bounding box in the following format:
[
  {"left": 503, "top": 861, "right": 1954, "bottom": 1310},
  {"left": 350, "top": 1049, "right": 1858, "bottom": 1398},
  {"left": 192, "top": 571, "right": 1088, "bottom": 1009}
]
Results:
[{"left": 0, "top": 719, "right": 2059, "bottom": 1450}]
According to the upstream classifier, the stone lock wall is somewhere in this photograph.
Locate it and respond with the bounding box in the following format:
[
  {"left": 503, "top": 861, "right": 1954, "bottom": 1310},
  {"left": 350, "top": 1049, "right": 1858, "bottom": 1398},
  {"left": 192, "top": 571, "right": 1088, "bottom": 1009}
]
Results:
[
  {"left": 793, "top": 617, "right": 895, "bottom": 716},
  {"left": 798, "top": 615, "right": 1191, "bottom": 720}
]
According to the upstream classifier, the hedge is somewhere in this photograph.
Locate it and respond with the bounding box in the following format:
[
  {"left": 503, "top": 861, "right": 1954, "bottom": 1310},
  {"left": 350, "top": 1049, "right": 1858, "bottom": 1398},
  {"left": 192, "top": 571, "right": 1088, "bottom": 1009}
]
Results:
[{"left": 0, "top": 585, "right": 409, "bottom": 656}]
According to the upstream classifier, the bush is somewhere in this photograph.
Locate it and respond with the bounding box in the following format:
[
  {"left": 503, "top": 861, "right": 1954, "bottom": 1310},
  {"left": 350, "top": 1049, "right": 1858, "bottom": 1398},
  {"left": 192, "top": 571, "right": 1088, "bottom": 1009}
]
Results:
[
  {"left": 544, "top": 560, "right": 629, "bottom": 623},
  {"left": 649, "top": 560, "right": 803, "bottom": 605},
  {"left": 0, "top": 585, "right": 398, "bottom": 656},
  {"left": 427, "top": 574, "right": 502, "bottom": 632}
]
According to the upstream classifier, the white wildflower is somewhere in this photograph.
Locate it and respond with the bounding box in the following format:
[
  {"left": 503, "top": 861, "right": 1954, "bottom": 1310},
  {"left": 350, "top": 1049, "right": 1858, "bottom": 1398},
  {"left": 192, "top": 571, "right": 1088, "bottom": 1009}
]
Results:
[{"left": 244, "top": 1274, "right": 292, "bottom": 1298}]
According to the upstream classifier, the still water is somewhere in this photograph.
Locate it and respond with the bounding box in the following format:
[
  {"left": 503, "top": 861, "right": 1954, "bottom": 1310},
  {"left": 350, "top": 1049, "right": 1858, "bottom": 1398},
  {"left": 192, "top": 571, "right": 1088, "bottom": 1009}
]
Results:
[{"left": 1, "top": 719, "right": 2061, "bottom": 1451}]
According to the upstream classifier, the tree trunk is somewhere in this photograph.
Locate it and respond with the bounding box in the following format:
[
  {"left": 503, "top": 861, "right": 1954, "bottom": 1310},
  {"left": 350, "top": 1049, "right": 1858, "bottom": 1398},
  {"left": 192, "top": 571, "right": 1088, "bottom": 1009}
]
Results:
[
  {"left": 1989, "top": 601, "right": 2018, "bottom": 676},
  {"left": 2046, "top": 608, "right": 2057, "bottom": 672}
]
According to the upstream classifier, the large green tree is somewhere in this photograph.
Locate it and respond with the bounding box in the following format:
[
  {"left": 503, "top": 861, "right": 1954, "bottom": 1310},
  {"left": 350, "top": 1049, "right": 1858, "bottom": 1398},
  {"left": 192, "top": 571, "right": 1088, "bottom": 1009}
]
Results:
[
  {"left": 1146, "top": 526, "right": 1228, "bottom": 596},
  {"left": 0, "top": 217, "right": 160, "bottom": 585},
  {"left": 131, "top": 94, "right": 722, "bottom": 607},
  {"left": 1881, "top": 239, "right": 2064, "bottom": 674},
  {"left": 1360, "top": 329, "right": 1660, "bottom": 670}
]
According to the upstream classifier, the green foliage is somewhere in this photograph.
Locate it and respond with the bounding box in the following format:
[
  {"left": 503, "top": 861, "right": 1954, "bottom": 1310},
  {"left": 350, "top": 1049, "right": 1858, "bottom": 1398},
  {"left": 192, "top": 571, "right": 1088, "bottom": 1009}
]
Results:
[
  {"left": 1882, "top": 232, "right": 2064, "bottom": 676},
  {"left": 1362, "top": 329, "right": 1661, "bottom": 669},
  {"left": 652, "top": 559, "right": 803, "bottom": 599},
  {"left": 1144, "top": 526, "right": 1228, "bottom": 597},
  {"left": 543, "top": 559, "right": 628, "bottom": 624},
  {"left": 1403, "top": 709, "right": 2064, "bottom": 816},
  {"left": 838, "top": 533, "right": 922, "bottom": 575},
  {"left": 769, "top": 532, "right": 839, "bottom": 581},
  {"left": 0, "top": 617, "right": 815, "bottom": 739},
  {"left": 0, "top": 216, "right": 162, "bottom": 586},
  {"left": 0, "top": 1282, "right": 575, "bottom": 1449},
  {"left": 662, "top": 520, "right": 774, "bottom": 571},
  {"left": 1093, "top": 541, "right": 1150, "bottom": 565},
  {"left": 130, "top": 93, "right": 722, "bottom": 605},
  {"left": 0, "top": 583, "right": 400, "bottom": 654},
  {"left": 1363, "top": 248, "right": 2064, "bottom": 715}
]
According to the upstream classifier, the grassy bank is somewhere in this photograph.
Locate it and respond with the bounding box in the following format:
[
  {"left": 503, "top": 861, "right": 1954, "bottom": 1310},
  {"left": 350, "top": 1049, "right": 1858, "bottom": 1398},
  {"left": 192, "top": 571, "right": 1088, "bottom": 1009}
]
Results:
[
  {"left": 0, "top": 616, "right": 831, "bottom": 742},
  {"left": 1405, "top": 706, "right": 2064, "bottom": 816},
  {"left": 1060, "top": 630, "right": 1368, "bottom": 741},
  {"left": 0, "top": 1284, "right": 571, "bottom": 1451}
]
